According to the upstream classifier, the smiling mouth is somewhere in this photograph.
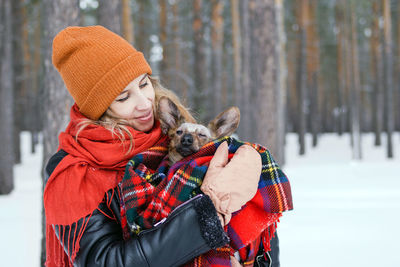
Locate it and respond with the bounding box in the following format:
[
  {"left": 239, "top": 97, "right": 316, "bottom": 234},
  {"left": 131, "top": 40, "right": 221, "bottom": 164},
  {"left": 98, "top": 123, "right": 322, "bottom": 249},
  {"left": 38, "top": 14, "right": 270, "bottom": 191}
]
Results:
[{"left": 135, "top": 110, "right": 151, "bottom": 119}]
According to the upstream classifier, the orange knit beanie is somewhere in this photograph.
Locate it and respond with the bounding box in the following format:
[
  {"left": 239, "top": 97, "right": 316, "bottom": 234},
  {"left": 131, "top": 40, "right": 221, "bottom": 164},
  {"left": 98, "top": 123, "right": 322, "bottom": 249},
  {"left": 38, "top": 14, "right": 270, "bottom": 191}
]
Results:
[{"left": 52, "top": 25, "right": 152, "bottom": 120}]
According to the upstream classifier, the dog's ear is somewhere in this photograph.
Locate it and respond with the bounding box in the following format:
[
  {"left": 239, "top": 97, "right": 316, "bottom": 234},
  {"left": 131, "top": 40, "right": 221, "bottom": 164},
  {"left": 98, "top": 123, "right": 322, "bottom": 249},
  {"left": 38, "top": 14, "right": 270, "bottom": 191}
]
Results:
[
  {"left": 157, "top": 96, "right": 183, "bottom": 134},
  {"left": 208, "top": 106, "right": 240, "bottom": 138}
]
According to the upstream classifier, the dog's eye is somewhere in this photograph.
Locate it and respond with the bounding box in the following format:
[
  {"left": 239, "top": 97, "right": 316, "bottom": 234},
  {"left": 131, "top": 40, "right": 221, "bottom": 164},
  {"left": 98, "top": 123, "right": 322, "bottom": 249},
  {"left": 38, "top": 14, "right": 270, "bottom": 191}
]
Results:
[
  {"left": 198, "top": 133, "right": 207, "bottom": 138},
  {"left": 176, "top": 130, "right": 183, "bottom": 135}
]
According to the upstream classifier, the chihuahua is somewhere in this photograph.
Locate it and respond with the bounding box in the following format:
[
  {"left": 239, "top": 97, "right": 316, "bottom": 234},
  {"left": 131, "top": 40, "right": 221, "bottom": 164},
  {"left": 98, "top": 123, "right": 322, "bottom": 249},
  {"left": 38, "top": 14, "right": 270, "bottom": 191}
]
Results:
[{"left": 157, "top": 96, "right": 240, "bottom": 164}]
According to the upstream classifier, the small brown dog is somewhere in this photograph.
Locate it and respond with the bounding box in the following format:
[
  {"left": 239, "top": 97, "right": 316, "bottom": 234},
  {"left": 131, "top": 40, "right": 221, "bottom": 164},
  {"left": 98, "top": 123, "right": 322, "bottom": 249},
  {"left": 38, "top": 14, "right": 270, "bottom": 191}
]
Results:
[{"left": 157, "top": 96, "right": 240, "bottom": 164}]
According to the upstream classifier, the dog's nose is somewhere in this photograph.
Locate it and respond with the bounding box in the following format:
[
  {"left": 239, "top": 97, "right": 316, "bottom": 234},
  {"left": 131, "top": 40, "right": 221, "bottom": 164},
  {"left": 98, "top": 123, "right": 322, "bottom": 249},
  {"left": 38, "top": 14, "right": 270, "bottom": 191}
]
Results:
[{"left": 181, "top": 134, "right": 193, "bottom": 146}]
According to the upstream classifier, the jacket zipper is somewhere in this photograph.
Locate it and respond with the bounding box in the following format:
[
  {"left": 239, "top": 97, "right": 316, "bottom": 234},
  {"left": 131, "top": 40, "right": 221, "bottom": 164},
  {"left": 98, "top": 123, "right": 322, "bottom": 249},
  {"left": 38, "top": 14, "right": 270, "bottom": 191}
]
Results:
[{"left": 255, "top": 251, "right": 272, "bottom": 267}]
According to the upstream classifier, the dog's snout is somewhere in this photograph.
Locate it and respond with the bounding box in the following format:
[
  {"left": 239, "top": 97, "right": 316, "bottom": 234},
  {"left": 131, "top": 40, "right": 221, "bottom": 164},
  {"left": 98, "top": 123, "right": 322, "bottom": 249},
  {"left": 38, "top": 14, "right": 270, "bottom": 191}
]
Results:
[{"left": 181, "top": 134, "right": 193, "bottom": 146}]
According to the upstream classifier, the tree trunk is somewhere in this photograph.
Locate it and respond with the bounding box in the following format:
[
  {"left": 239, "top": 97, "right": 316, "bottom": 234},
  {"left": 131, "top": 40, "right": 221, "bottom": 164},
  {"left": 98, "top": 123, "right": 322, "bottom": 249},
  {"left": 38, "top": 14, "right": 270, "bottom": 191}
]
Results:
[
  {"left": 21, "top": 0, "right": 32, "bottom": 132},
  {"left": 342, "top": 0, "right": 353, "bottom": 145},
  {"left": 382, "top": 0, "right": 394, "bottom": 158},
  {"left": 286, "top": 37, "right": 298, "bottom": 134},
  {"left": 136, "top": 0, "right": 152, "bottom": 58},
  {"left": 350, "top": 2, "right": 362, "bottom": 160},
  {"left": 370, "top": 0, "right": 384, "bottom": 146},
  {"left": 239, "top": 0, "right": 251, "bottom": 141},
  {"left": 11, "top": 0, "right": 24, "bottom": 164},
  {"left": 159, "top": 0, "right": 168, "bottom": 80},
  {"left": 20, "top": 0, "right": 39, "bottom": 157},
  {"left": 98, "top": 0, "right": 121, "bottom": 34},
  {"left": 121, "top": 0, "right": 134, "bottom": 44},
  {"left": 231, "top": 0, "right": 241, "bottom": 108},
  {"left": 297, "top": 0, "right": 308, "bottom": 155},
  {"left": 397, "top": 1, "right": 400, "bottom": 133},
  {"left": 0, "top": 0, "right": 14, "bottom": 195},
  {"left": 172, "top": 0, "right": 184, "bottom": 100},
  {"left": 309, "top": 72, "right": 318, "bottom": 146},
  {"left": 31, "top": 2, "right": 43, "bottom": 153},
  {"left": 306, "top": 0, "right": 320, "bottom": 147},
  {"left": 250, "top": 0, "right": 284, "bottom": 163},
  {"left": 286, "top": 1, "right": 300, "bottom": 135},
  {"left": 192, "top": 0, "right": 207, "bottom": 120},
  {"left": 275, "top": 0, "right": 287, "bottom": 165},
  {"left": 210, "top": 0, "right": 224, "bottom": 119},
  {"left": 40, "top": 1, "right": 79, "bottom": 265},
  {"left": 335, "top": 2, "right": 346, "bottom": 136}
]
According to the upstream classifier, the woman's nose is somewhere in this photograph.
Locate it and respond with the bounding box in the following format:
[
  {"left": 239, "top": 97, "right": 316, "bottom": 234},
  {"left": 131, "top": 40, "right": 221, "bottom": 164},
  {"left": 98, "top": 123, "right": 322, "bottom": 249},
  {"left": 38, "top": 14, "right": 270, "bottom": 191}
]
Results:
[{"left": 134, "top": 92, "right": 152, "bottom": 111}]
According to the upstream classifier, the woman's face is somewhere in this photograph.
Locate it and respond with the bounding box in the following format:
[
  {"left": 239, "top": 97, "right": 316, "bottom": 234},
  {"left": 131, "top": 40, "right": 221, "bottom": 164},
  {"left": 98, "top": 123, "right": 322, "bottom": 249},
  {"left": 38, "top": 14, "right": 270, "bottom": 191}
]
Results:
[{"left": 108, "top": 73, "right": 155, "bottom": 132}]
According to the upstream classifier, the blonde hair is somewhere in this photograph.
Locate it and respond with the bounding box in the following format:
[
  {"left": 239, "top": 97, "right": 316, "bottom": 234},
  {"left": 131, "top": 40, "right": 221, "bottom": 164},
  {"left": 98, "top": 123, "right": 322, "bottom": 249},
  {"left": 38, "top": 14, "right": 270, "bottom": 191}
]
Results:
[{"left": 75, "top": 76, "right": 195, "bottom": 154}]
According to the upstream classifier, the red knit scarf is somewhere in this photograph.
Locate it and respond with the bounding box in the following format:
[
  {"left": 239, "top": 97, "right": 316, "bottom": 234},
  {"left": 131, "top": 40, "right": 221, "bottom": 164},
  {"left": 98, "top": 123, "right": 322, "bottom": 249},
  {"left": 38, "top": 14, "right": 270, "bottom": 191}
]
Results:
[{"left": 43, "top": 104, "right": 166, "bottom": 267}]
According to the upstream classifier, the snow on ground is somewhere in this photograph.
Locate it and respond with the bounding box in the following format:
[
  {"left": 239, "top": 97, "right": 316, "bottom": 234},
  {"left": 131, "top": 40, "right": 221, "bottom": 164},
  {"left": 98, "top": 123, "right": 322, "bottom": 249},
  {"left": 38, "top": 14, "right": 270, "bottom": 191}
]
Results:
[
  {"left": 0, "top": 132, "right": 43, "bottom": 267},
  {"left": 280, "top": 133, "right": 400, "bottom": 267},
  {"left": 0, "top": 132, "right": 399, "bottom": 266}
]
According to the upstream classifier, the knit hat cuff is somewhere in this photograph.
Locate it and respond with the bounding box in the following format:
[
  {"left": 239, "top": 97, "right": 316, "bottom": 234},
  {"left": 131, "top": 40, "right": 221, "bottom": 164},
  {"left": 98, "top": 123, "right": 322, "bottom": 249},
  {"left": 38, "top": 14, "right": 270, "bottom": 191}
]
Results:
[{"left": 79, "top": 52, "right": 152, "bottom": 120}]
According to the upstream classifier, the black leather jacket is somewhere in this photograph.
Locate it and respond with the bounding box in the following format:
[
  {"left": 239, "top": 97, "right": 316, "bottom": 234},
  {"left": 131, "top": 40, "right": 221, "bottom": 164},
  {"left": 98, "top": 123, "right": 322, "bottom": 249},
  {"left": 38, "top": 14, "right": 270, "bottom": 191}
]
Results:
[{"left": 45, "top": 150, "right": 279, "bottom": 267}]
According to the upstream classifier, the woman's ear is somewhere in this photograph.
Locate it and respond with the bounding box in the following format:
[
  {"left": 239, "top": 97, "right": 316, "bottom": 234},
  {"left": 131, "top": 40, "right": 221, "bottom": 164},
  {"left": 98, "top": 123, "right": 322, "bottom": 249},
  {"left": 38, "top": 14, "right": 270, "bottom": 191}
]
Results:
[
  {"left": 208, "top": 107, "right": 240, "bottom": 139},
  {"left": 157, "top": 96, "right": 183, "bottom": 134}
]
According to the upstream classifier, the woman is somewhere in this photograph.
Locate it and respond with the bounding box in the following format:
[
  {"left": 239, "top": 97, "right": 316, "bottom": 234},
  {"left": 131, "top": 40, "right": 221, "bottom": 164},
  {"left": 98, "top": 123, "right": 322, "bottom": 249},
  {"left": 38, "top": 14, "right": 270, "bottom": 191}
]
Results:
[{"left": 44, "top": 25, "right": 272, "bottom": 267}]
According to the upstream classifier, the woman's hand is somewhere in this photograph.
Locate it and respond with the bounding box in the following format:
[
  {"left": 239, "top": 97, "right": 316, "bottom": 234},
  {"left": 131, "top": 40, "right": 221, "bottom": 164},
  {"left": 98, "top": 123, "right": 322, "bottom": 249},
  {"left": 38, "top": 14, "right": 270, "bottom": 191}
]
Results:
[{"left": 201, "top": 141, "right": 262, "bottom": 226}]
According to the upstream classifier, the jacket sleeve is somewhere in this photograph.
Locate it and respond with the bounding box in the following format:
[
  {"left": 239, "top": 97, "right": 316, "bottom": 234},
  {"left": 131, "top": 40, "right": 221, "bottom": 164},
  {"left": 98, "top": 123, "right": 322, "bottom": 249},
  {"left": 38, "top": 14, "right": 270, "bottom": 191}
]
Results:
[
  {"left": 254, "top": 232, "right": 280, "bottom": 267},
  {"left": 53, "top": 191, "right": 229, "bottom": 267}
]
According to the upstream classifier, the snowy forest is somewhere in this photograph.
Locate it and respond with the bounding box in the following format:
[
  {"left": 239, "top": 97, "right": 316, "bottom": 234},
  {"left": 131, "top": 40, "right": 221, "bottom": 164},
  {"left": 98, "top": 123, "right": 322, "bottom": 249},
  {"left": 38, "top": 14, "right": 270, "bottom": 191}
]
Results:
[{"left": 0, "top": 0, "right": 400, "bottom": 266}]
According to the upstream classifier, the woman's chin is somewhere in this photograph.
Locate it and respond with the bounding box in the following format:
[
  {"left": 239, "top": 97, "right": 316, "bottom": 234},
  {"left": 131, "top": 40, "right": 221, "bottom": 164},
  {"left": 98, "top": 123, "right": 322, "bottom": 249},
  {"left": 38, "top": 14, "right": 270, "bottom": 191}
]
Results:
[{"left": 128, "top": 118, "right": 155, "bottom": 132}]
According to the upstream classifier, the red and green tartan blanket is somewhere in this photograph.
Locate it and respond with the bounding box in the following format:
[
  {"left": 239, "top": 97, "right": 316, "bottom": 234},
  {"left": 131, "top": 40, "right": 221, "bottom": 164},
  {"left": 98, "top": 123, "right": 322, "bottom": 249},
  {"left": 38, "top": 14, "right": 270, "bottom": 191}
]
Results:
[{"left": 120, "top": 136, "right": 293, "bottom": 266}]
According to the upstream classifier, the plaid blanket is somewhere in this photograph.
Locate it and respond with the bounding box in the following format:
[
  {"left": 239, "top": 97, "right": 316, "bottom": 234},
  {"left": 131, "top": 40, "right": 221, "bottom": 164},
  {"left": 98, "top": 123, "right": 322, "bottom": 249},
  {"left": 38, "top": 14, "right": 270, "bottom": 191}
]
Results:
[{"left": 120, "top": 136, "right": 293, "bottom": 266}]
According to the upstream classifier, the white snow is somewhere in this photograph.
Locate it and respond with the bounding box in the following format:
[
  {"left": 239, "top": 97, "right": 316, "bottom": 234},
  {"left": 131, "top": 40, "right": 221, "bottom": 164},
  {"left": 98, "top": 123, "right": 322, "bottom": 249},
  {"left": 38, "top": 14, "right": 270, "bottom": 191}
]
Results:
[
  {"left": 0, "top": 132, "right": 42, "bottom": 267},
  {"left": 1, "top": 131, "right": 399, "bottom": 266},
  {"left": 280, "top": 133, "right": 400, "bottom": 267}
]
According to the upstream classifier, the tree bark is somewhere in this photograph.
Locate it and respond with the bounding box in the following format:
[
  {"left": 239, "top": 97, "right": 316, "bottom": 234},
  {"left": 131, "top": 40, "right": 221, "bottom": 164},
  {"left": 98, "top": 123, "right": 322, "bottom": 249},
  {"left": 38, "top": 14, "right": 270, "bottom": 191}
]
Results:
[
  {"left": 135, "top": 0, "right": 151, "bottom": 58},
  {"left": 275, "top": 0, "right": 287, "bottom": 165},
  {"left": 350, "top": 1, "right": 362, "bottom": 159},
  {"left": 335, "top": 2, "right": 346, "bottom": 136},
  {"left": 121, "top": 0, "right": 134, "bottom": 44},
  {"left": 251, "top": 0, "right": 284, "bottom": 163},
  {"left": 97, "top": 0, "right": 121, "bottom": 35},
  {"left": 159, "top": 0, "right": 169, "bottom": 85},
  {"left": 210, "top": 0, "right": 224, "bottom": 120},
  {"left": 370, "top": 0, "right": 384, "bottom": 146},
  {"left": 297, "top": 0, "right": 308, "bottom": 155},
  {"left": 382, "top": 0, "right": 394, "bottom": 158},
  {"left": 192, "top": 0, "right": 207, "bottom": 119},
  {"left": 11, "top": 0, "right": 24, "bottom": 164},
  {"left": 306, "top": 0, "right": 320, "bottom": 147},
  {"left": 31, "top": 2, "right": 43, "bottom": 153},
  {"left": 231, "top": 0, "right": 241, "bottom": 108},
  {"left": 40, "top": 0, "right": 79, "bottom": 264},
  {"left": 21, "top": 0, "right": 32, "bottom": 131},
  {"left": 239, "top": 0, "right": 251, "bottom": 141},
  {"left": 286, "top": 2, "right": 300, "bottom": 135},
  {"left": 286, "top": 36, "right": 298, "bottom": 134},
  {"left": 342, "top": 0, "right": 353, "bottom": 144},
  {"left": 172, "top": 0, "right": 184, "bottom": 99},
  {"left": 397, "top": 1, "right": 400, "bottom": 133},
  {"left": 0, "top": 0, "right": 14, "bottom": 195}
]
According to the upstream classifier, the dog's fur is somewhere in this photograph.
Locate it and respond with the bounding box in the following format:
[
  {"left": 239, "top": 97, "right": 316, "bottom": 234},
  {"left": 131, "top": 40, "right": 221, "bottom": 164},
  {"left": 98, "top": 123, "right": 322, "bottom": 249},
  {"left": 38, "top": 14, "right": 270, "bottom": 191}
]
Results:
[{"left": 157, "top": 96, "right": 240, "bottom": 164}]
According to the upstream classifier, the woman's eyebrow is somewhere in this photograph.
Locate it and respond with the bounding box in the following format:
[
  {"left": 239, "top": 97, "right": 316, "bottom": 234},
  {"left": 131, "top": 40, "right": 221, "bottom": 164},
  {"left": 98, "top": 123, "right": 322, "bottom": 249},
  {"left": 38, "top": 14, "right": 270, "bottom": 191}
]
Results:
[
  {"left": 118, "top": 90, "right": 128, "bottom": 96},
  {"left": 118, "top": 75, "right": 147, "bottom": 96},
  {"left": 139, "top": 74, "right": 148, "bottom": 83}
]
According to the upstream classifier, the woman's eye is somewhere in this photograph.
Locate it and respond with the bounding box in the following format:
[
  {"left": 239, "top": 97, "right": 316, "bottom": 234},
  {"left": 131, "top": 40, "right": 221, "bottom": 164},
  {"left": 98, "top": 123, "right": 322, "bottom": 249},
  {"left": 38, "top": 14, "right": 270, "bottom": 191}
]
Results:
[
  {"left": 116, "top": 95, "right": 129, "bottom": 102},
  {"left": 176, "top": 130, "right": 183, "bottom": 135},
  {"left": 139, "top": 82, "right": 148, "bottom": 89}
]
